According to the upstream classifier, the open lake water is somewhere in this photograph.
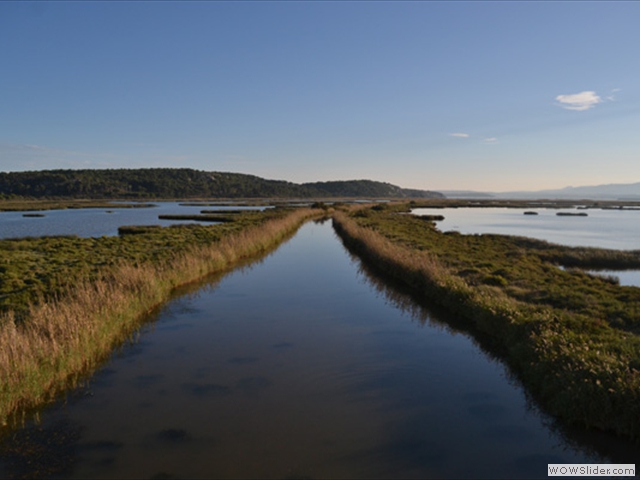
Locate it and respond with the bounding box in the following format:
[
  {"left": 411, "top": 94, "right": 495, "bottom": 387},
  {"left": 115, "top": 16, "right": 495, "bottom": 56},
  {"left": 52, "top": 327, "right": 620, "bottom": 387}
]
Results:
[
  {"left": 1, "top": 210, "right": 639, "bottom": 478},
  {"left": 414, "top": 207, "right": 640, "bottom": 287},
  {"left": 0, "top": 203, "right": 270, "bottom": 239},
  {"left": 412, "top": 207, "right": 640, "bottom": 250}
]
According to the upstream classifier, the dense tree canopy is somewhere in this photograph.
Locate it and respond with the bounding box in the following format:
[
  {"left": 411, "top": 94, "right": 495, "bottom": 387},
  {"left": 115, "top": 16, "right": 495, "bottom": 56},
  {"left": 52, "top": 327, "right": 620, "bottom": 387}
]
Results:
[{"left": 0, "top": 169, "right": 444, "bottom": 199}]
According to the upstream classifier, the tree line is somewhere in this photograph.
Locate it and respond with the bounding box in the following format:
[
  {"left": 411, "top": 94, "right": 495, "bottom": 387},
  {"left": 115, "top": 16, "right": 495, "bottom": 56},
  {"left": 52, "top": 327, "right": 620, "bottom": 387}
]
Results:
[{"left": 0, "top": 169, "right": 444, "bottom": 199}]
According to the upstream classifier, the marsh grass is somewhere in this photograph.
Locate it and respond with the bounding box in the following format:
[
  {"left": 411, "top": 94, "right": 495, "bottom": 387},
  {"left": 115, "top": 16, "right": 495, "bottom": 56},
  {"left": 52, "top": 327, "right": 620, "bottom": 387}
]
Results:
[
  {"left": 157, "top": 214, "right": 235, "bottom": 222},
  {"left": 0, "top": 208, "right": 318, "bottom": 425},
  {"left": 332, "top": 208, "right": 640, "bottom": 439},
  {"left": 200, "top": 209, "right": 254, "bottom": 214},
  {"left": 0, "top": 199, "right": 154, "bottom": 212}
]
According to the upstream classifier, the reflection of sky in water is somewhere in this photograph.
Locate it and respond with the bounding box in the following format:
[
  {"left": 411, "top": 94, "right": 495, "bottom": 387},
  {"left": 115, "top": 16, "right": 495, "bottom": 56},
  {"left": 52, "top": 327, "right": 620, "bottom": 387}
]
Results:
[
  {"left": 413, "top": 207, "right": 640, "bottom": 287},
  {"left": 2, "top": 222, "right": 636, "bottom": 479},
  {"left": 0, "top": 203, "right": 271, "bottom": 239},
  {"left": 588, "top": 270, "right": 640, "bottom": 288},
  {"left": 413, "top": 207, "right": 640, "bottom": 250}
]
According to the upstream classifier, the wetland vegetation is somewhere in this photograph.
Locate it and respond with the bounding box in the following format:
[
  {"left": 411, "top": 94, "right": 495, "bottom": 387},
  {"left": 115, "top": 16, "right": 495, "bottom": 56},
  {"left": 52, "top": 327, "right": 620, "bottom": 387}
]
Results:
[
  {"left": 0, "top": 205, "right": 320, "bottom": 425},
  {"left": 0, "top": 199, "right": 155, "bottom": 212},
  {"left": 3, "top": 193, "right": 640, "bottom": 449},
  {"left": 333, "top": 202, "right": 640, "bottom": 439}
]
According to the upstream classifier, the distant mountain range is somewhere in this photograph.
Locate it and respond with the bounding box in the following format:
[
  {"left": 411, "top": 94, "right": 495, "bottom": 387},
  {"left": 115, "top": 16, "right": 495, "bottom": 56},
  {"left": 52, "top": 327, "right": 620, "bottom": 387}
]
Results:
[
  {"left": 442, "top": 182, "right": 640, "bottom": 200},
  {"left": 0, "top": 169, "right": 444, "bottom": 200}
]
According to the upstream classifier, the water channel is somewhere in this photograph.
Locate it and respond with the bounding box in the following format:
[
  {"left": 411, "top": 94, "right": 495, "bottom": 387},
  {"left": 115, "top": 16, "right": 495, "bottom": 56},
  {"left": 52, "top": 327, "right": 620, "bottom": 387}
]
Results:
[{"left": 1, "top": 220, "right": 638, "bottom": 478}]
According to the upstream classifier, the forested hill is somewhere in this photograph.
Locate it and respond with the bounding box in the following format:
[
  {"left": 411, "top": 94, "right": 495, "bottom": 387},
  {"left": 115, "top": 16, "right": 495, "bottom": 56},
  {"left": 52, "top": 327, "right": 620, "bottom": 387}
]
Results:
[
  {"left": 0, "top": 169, "right": 444, "bottom": 199},
  {"left": 302, "top": 180, "right": 438, "bottom": 198}
]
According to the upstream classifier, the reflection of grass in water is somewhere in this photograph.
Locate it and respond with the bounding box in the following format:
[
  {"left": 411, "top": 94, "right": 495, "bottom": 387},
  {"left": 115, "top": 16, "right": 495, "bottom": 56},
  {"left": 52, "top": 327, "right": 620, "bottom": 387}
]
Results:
[
  {"left": 333, "top": 205, "right": 640, "bottom": 440},
  {"left": 0, "top": 207, "right": 319, "bottom": 427}
]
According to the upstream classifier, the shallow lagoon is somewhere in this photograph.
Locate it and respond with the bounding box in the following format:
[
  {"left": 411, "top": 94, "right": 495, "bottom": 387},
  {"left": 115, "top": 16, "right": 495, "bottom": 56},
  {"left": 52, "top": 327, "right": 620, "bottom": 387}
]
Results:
[
  {"left": 412, "top": 207, "right": 640, "bottom": 250},
  {"left": 1, "top": 221, "right": 637, "bottom": 479},
  {"left": 0, "top": 203, "right": 270, "bottom": 239},
  {"left": 413, "top": 207, "right": 640, "bottom": 287}
]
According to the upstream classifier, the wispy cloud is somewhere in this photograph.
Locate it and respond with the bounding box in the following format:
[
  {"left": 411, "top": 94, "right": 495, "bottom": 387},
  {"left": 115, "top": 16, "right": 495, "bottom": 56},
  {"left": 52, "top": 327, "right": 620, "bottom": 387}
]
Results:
[
  {"left": 606, "top": 88, "right": 621, "bottom": 102},
  {"left": 555, "top": 91, "right": 602, "bottom": 111},
  {"left": 483, "top": 137, "right": 498, "bottom": 144},
  {"left": 449, "top": 133, "right": 469, "bottom": 138}
]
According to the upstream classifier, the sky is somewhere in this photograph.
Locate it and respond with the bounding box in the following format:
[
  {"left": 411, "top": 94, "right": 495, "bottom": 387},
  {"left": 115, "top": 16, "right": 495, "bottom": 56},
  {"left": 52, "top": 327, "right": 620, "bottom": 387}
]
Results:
[{"left": 1, "top": 1, "right": 639, "bottom": 192}]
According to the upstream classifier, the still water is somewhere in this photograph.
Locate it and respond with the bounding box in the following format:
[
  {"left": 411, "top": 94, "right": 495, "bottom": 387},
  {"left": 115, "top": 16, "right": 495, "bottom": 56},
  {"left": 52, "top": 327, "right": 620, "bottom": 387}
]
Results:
[
  {"left": 412, "top": 207, "right": 640, "bottom": 250},
  {"left": 588, "top": 270, "right": 640, "bottom": 287},
  {"left": 0, "top": 203, "right": 269, "bottom": 239},
  {"left": 412, "top": 207, "right": 640, "bottom": 287},
  {"left": 1, "top": 221, "right": 637, "bottom": 479}
]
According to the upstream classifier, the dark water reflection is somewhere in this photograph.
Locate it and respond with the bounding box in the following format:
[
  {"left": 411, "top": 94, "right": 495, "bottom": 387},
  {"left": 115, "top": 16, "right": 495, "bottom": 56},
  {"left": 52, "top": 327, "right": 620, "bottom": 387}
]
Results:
[
  {"left": 0, "top": 221, "right": 637, "bottom": 479},
  {"left": 347, "top": 245, "right": 640, "bottom": 467}
]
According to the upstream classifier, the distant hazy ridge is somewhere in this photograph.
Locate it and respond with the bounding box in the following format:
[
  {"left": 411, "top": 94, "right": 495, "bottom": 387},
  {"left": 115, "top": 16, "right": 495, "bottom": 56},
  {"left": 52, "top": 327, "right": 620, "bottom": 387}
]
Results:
[
  {"left": 443, "top": 182, "right": 640, "bottom": 200},
  {"left": 0, "top": 169, "right": 444, "bottom": 199}
]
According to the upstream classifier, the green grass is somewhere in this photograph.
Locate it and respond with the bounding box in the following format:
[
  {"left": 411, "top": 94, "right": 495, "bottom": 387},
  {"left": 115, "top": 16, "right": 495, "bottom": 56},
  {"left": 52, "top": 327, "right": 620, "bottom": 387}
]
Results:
[
  {"left": 0, "top": 206, "right": 321, "bottom": 425},
  {"left": 157, "top": 214, "right": 236, "bottom": 222},
  {"left": 333, "top": 204, "right": 640, "bottom": 439},
  {"left": 0, "top": 198, "right": 155, "bottom": 212},
  {"left": 0, "top": 208, "right": 296, "bottom": 318}
]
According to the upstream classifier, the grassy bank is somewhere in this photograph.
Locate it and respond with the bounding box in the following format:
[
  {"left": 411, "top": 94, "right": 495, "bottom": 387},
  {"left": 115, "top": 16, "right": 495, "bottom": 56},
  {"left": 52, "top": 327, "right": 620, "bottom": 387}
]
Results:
[
  {"left": 0, "top": 207, "right": 319, "bottom": 425},
  {"left": 332, "top": 206, "right": 640, "bottom": 439},
  {"left": 0, "top": 199, "right": 156, "bottom": 212}
]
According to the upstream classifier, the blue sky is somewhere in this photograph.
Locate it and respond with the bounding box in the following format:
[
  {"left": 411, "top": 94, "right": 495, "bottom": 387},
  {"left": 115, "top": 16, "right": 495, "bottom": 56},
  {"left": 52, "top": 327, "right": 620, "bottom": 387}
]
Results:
[{"left": 1, "top": 1, "right": 638, "bottom": 192}]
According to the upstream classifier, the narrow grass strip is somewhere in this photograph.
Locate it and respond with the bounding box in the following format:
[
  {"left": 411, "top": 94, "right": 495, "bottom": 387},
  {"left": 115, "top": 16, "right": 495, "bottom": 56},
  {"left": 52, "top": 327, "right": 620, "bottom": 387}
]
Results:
[
  {"left": 0, "top": 208, "right": 319, "bottom": 425},
  {"left": 332, "top": 211, "right": 640, "bottom": 440}
]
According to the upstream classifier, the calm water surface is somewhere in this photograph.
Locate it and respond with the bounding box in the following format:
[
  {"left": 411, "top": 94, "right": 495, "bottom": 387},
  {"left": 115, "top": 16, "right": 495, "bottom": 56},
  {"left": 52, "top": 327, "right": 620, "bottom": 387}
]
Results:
[
  {"left": 0, "top": 203, "right": 270, "bottom": 239},
  {"left": 413, "top": 207, "right": 640, "bottom": 286},
  {"left": 587, "top": 270, "right": 640, "bottom": 287},
  {"left": 412, "top": 207, "right": 640, "bottom": 250},
  {"left": 1, "top": 221, "right": 636, "bottom": 479}
]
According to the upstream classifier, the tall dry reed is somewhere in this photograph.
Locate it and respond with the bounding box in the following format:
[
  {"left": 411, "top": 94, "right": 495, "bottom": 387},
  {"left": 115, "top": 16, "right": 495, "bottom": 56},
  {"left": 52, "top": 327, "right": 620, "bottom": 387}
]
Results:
[{"left": 0, "top": 208, "right": 318, "bottom": 425}]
